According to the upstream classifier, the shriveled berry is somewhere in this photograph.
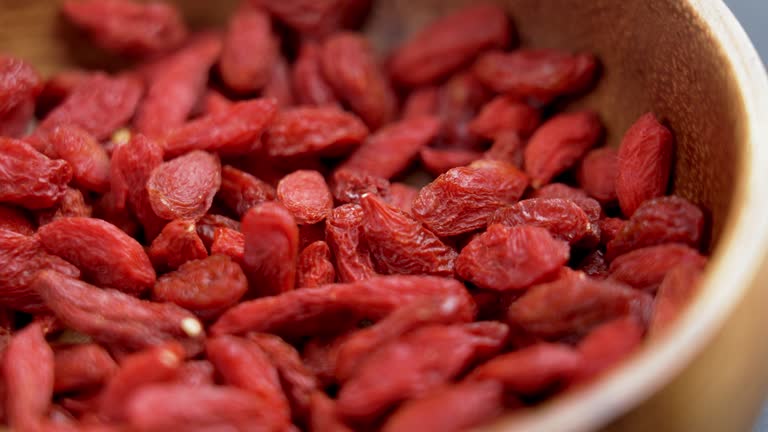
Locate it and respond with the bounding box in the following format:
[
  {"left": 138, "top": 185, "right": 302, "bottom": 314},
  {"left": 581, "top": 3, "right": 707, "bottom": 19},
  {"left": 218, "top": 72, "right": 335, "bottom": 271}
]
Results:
[
  {"left": 530, "top": 182, "right": 588, "bottom": 200},
  {"left": 574, "top": 316, "right": 644, "bottom": 382},
  {"left": 297, "top": 241, "right": 336, "bottom": 288},
  {"left": 360, "top": 194, "right": 457, "bottom": 277},
  {"left": 47, "top": 125, "right": 110, "bottom": 193},
  {"left": 490, "top": 198, "right": 592, "bottom": 244},
  {"left": 219, "top": 4, "right": 276, "bottom": 93},
  {"left": 577, "top": 147, "right": 618, "bottom": 203},
  {"left": 484, "top": 129, "right": 524, "bottom": 167},
  {"left": 386, "top": 183, "right": 419, "bottom": 216},
  {"left": 330, "top": 169, "right": 390, "bottom": 204},
  {"left": 402, "top": 86, "right": 438, "bottom": 119},
  {"left": 292, "top": 41, "right": 339, "bottom": 107},
  {"left": 264, "top": 106, "right": 368, "bottom": 158},
  {"left": 469, "top": 96, "right": 540, "bottom": 139},
  {"left": 524, "top": 111, "right": 602, "bottom": 188},
  {"left": 0, "top": 138, "right": 72, "bottom": 210},
  {"left": 419, "top": 147, "right": 482, "bottom": 176},
  {"left": 616, "top": 113, "right": 674, "bottom": 217},
  {"left": 0, "top": 56, "right": 42, "bottom": 115},
  {"left": 38, "top": 217, "right": 155, "bottom": 295},
  {"left": 277, "top": 170, "right": 333, "bottom": 225},
  {"left": 53, "top": 344, "right": 117, "bottom": 394},
  {"left": 35, "top": 187, "right": 92, "bottom": 226},
  {"left": 650, "top": 260, "right": 706, "bottom": 335},
  {"left": 147, "top": 151, "right": 222, "bottom": 221},
  {"left": 474, "top": 49, "right": 597, "bottom": 101},
  {"left": 599, "top": 217, "right": 626, "bottom": 246},
  {"left": 241, "top": 202, "right": 299, "bottom": 296},
  {"left": 216, "top": 165, "right": 276, "bottom": 218},
  {"left": 606, "top": 196, "right": 704, "bottom": 261},
  {"left": 325, "top": 204, "right": 376, "bottom": 282},
  {"left": 321, "top": 32, "right": 396, "bottom": 129},
  {"left": 609, "top": 243, "right": 706, "bottom": 291},
  {"left": 0, "top": 205, "right": 34, "bottom": 235},
  {"left": 457, "top": 224, "right": 569, "bottom": 291},
  {"left": 263, "top": 55, "right": 295, "bottom": 109},
  {"left": 412, "top": 159, "right": 529, "bottom": 236},
  {"left": 389, "top": 4, "right": 510, "bottom": 87}
]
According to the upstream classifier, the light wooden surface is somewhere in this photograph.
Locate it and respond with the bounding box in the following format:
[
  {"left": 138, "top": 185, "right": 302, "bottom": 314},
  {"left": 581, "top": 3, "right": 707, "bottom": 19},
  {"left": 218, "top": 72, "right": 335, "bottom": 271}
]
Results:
[{"left": 1, "top": 1, "right": 767, "bottom": 431}]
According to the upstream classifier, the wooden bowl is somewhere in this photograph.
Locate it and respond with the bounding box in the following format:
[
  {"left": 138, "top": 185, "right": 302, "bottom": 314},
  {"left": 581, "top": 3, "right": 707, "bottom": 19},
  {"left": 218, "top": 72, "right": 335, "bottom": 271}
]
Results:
[{"left": 2, "top": 0, "right": 768, "bottom": 430}]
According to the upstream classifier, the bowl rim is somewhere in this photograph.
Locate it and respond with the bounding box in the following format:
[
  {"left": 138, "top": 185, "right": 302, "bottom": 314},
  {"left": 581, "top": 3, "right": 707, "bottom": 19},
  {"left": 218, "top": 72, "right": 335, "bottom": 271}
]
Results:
[{"left": 482, "top": 0, "right": 768, "bottom": 431}]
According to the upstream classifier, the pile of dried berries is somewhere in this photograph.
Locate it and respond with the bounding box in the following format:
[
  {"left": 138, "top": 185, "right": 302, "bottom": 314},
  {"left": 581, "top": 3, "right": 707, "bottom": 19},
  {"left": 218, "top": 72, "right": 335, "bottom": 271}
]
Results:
[{"left": 0, "top": 0, "right": 707, "bottom": 431}]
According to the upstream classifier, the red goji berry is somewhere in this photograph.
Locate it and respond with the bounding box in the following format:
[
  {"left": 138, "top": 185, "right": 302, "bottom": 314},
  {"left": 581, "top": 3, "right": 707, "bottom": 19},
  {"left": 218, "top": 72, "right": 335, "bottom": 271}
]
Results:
[
  {"left": 0, "top": 205, "right": 34, "bottom": 235},
  {"left": 297, "top": 241, "right": 336, "bottom": 288},
  {"left": 616, "top": 113, "right": 675, "bottom": 217},
  {"left": 53, "top": 344, "right": 117, "bottom": 394},
  {"left": 0, "top": 99, "right": 34, "bottom": 138},
  {"left": 385, "top": 183, "right": 419, "bottom": 216},
  {"left": 474, "top": 49, "right": 597, "bottom": 101},
  {"left": 650, "top": 260, "right": 706, "bottom": 335},
  {"left": 469, "top": 96, "right": 540, "bottom": 139},
  {"left": 38, "top": 217, "right": 155, "bottom": 295},
  {"left": 412, "top": 159, "right": 529, "bottom": 237},
  {"left": 253, "top": 0, "right": 346, "bottom": 38},
  {"left": 401, "top": 86, "right": 438, "bottom": 119},
  {"left": 330, "top": 169, "right": 390, "bottom": 205},
  {"left": 0, "top": 56, "right": 42, "bottom": 115},
  {"left": 292, "top": 41, "right": 339, "bottom": 107},
  {"left": 241, "top": 202, "right": 300, "bottom": 296},
  {"left": 419, "top": 147, "right": 482, "bottom": 176},
  {"left": 263, "top": 55, "right": 296, "bottom": 109},
  {"left": 577, "top": 147, "right": 619, "bottom": 204},
  {"left": 361, "top": 194, "right": 457, "bottom": 276},
  {"left": 608, "top": 243, "right": 706, "bottom": 291},
  {"left": 147, "top": 151, "right": 222, "bottom": 221},
  {"left": 310, "top": 391, "right": 354, "bottom": 432},
  {"left": 483, "top": 129, "right": 524, "bottom": 167},
  {"left": 216, "top": 165, "right": 276, "bottom": 218},
  {"left": 211, "top": 226, "right": 245, "bottom": 265},
  {"left": 211, "top": 275, "right": 473, "bottom": 337},
  {"left": 174, "top": 360, "right": 215, "bottom": 387},
  {"left": 490, "top": 198, "right": 593, "bottom": 245},
  {"left": 524, "top": 111, "right": 603, "bottom": 188},
  {"left": 325, "top": 204, "right": 376, "bottom": 282},
  {"left": 196, "top": 213, "right": 240, "bottom": 250},
  {"left": 389, "top": 4, "right": 510, "bottom": 87},
  {"left": 62, "top": 0, "right": 187, "bottom": 57},
  {"left": 219, "top": 4, "right": 277, "bottom": 93},
  {"left": 147, "top": 219, "right": 208, "bottom": 272},
  {"left": 0, "top": 138, "right": 72, "bottom": 210},
  {"left": 277, "top": 170, "right": 333, "bottom": 225}
]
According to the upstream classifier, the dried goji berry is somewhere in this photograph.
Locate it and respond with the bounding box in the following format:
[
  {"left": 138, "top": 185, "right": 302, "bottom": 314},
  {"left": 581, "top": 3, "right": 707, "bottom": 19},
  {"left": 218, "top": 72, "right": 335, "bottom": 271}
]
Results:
[
  {"left": 474, "top": 49, "right": 597, "bottom": 101},
  {"left": 302, "top": 332, "right": 349, "bottom": 387},
  {"left": 457, "top": 224, "right": 569, "bottom": 291},
  {"left": 147, "top": 151, "right": 222, "bottom": 221},
  {"left": 99, "top": 342, "right": 186, "bottom": 421},
  {"left": 321, "top": 32, "right": 396, "bottom": 129},
  {"left": 53, "top": 344, "right": 117, "bottom": 394},
  {"left": 47, "top": 125, "right": 110, "bottom": 193},
  {"left": 196, "top": 213, "right": 241, "bottom": 250},
  {"left": 35, "top": 187, "right": 92, "bottom": 229},
  {"left": 616, "top": 113, "right": 675, "bottom": 217},
  {"left": 0, "top": 56, "right": 42, "bottom": 115},
  {"left": 0, "top": 138, "right": 72, "bottom": 210},
  {"left": 277, "top": 170, "right": 333, "bottom": 225},
  {"left": 153, "top": 255, "right": 248, "bottom": 321},
  {"left": 201, "top": 89, "right": 233, "bottom": 116},
  {"left": 606, "top": 196, "right": 704, "bottom": 261},
  {"left": 212, "top": 275, "right": 473, "bottom": 337},
  {"left": 524, "top": 111, "right": 603, "bottom": 187},
  {"left": 330, "top": 169, "right": 390, "bottom": 205},
  {"left": 163, "top": 98, "right": 278, "bottom": 158},
  {"left": 573, "top": 316, "right": 644, "bottom": 382},
  {"left": 389, "top": 4, "right": 510, "bottom": 87},
  {"left": 211, "top": 226, "right": 245, "bottom": 265},
  {"left": 134, "top": 34, "right": 222, "bottom": 137},
  {"left": 33, "top": 270, "right": 205, "bottom": 354},
  {"left": 309, "top": 391, "right": 354, "bottom": 432},
  {"left": 292, "top": 41, "right": 339, "bottom": 107},
  {"left": 419, "top": 147, "right": 482, "bottom": 176},
  {"left": 38, "top": 217, "right": 155, "bottom": 294},
  {"left": 360, "top": 194, "right": 457, "bottom": 276},
  {"left": 483, "top": 129, "right": 524, "bottom": 167},
  {"left": 507, "top": 272, "right": 652, "bottom": 340},
  {"left": 382, "top": 380, "right": 504, "bottom": 432},
  {"left": 174, "top": 360, "right": 215, "bottom": 387},
  {"left": 650, "top": 260, "right": 706, "bottom": 335},
  {"left": 577, "top": 147, "right": 618, "bottom": 204},
  {"left": 241, "top": 202, "right": 300, "bottom": 296},
  {"left": 325, "top": 204, "right": 376, "bottom": 282},
  {"left": 216, "top": 165, "right": 275, "bottom": 218},
  {"left": 297, "top": 241, "right": 336, "bottom": 288},
  {"left": 335, "top": 295, "right": 474, "bottom": 381},
  {"left": 490, "top": 198, "right": 592, "bottom": 244},
  {"left": 530, "top": 182, "right": 588, "bottom": 200},
  {"left": 412, "top": 159, "right": 529, "bottom": 236},
  {"left": 148, "top": 219, "right": 208, "bottom": 272},
  {"left": 469, "top": 343, "right": 581, "bottom": 394},
  {"left": 1, "top": 322, "right": 53, "bottom": 432},
  {"left": 35, "top": 70, "right": 87, "bottom": 118},
  {"left": 434, "top": 71, "right": 492, "bottom": 150},
  {"left": 336, "top": 322, "right": 508, "bottom": 423},
  {"left": 608, "top": 243, "right": 706, "bottom": 291},
  {"left": 206, "top": 335, "right": 291, "bottom": 426},
  {"left": 125, "top": 384, "right": 281, "bottom": 431},
  {"left": 263, "top": 55, "right": 296, "bottom": 109},
  {"left": 249, "top": 333, "right": 319, "bottom": 421},
  {"left": 0, "top": 229, "right": 80, "bottom": 312},
  {"left": 219, "top": 4, "right": 276, "bottom": 93},
  {"left": 0, "top": 205, "right": 34, "bottom": 235},
  {"left": 469, "top": 96, "right": 540, "bottom": 139},
  {"left": 62, "top": 0, "right": 187, "bottom": 57},
  {"left": 38, "top": 73, "right": 142, "bottom": 141},
  {"left": 402, "top": 86, "right": 438, "bottom": 119},
  {"left": 264, "top": 106, "right": 369, "bottom": 158}
]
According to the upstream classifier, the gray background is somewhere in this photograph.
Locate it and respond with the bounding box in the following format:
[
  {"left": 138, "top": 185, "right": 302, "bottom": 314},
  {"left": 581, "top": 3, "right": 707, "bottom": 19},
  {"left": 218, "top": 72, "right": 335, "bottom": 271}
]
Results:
[{"left": 725, "top": 1, "right": 767, "bottom": 430}]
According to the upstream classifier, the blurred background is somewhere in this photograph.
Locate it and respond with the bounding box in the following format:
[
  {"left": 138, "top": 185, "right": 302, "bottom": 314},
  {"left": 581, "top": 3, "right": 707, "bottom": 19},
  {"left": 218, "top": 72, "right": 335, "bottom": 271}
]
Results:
[{"left": 726, "top": 1, "right": 768, "bottom": 430}]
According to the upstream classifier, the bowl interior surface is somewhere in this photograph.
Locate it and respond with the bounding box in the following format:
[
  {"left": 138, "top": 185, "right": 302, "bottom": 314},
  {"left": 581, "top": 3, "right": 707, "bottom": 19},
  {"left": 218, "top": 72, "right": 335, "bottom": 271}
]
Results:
[{"left": 2, "top": 0, "right": 768, "bottom": 431}]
